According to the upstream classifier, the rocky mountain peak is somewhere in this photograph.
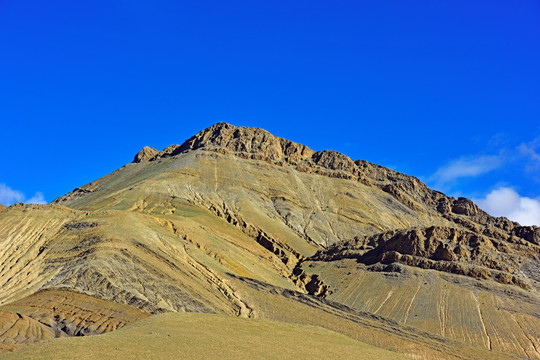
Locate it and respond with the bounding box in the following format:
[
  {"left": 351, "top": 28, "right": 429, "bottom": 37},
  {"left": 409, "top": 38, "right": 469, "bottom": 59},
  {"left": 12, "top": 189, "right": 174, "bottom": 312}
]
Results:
[
  {"left": 134, "top": 123, "right": 369, "bottom": 174},
  {"left": 182, "top": 122, "right": 315, "bottom": 162},
  {"left": 133, "top": 146, "right": 159, "bottom": 163},
  {"left": 127, "top": 124, "right": 496, "bottom": 227},
  {"left": 125, "top": 123, "right": 537, "bottom": 241},
  {"left": 141, "top": 122, "right": 315, "bottom": 164}
]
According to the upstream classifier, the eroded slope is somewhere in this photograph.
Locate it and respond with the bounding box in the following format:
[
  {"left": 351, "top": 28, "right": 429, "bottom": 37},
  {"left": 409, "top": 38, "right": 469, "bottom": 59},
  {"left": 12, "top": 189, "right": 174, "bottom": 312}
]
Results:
[
  {"left": 0, "top": 289, "right": 148, "bottom": 354},
  {"left": 0, "top": 204, "right": 292, "bottom": 316}
]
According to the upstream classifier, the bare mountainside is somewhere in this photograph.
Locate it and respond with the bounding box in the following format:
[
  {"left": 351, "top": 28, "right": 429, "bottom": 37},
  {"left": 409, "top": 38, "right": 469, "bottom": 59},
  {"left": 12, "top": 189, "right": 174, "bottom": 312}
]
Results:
[{"left": 1, "top": 122, "right": 539, "bottom": 359}]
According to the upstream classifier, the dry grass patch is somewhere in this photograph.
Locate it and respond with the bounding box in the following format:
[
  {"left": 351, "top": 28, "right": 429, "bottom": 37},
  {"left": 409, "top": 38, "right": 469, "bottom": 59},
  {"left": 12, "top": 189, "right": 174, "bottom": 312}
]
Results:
[{"left": 0, "top": 312, "right": 406, "bottom": 360}]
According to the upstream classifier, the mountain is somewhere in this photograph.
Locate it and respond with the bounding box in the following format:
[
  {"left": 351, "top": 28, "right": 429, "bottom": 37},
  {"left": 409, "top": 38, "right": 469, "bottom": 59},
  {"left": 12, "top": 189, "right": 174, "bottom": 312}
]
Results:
[{"left": 0, "top": 122, "right": 539, "bottom": 359}]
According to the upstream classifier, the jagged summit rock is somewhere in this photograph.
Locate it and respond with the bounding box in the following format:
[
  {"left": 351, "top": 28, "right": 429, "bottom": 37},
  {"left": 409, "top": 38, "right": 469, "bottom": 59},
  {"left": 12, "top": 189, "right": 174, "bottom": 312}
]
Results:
[
  {"left": 133, "top": 146, "right": 159, "bottom": 163},
  {"left": 143, "top": 122, "right": 315, "bottom": 164},
  {"left": 179, "top": 122, "right": 315, "bottom": 162},
  {"left": 137, "top": 123, "right": 419, "bottom": 191}
]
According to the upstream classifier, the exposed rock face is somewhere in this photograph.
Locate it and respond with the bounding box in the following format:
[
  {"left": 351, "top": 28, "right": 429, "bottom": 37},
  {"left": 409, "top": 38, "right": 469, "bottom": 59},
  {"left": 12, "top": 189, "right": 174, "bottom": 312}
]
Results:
[
  {"left": 147, "top": 122, "right": 315, "bottom": 164},
  {"left": 133, "top": 146, "right": 159, "bottom": 163},
  {"left": 315, "top": 225, "right": 539, "bottom": 289},
  {"left": 312, "top": 150, "right": 357, "bottom": 172},
  {"left": 452, "top": 197, "right": 479, "bottom": 216},
  {"left": 512, "top": 225, "right": 540, "bottom": 246}
]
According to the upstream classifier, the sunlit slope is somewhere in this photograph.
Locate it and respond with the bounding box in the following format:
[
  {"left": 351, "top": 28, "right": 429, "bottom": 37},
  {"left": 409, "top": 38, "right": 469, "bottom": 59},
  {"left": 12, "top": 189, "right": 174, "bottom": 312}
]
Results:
[
  {"left": 0, "top": 203, "right": 508, "bottom": 360},
  {"left": 55, "top": 122, "right": 468, "bottom": 251},
  {"left": 54, "top": 124, "right": 539, "bottom": 289},
  {"left": 225, "top": 273, "right": 517, "bottom": 360},
  {"left": 0, "top": 312, "right": 407, "bottom": 360},
  {"left": 0, "top": 311, "right": 56, "bottom": 354},
  {"left": 0, "top": 205, "right": 80, "bottom": 305},
  {"left": 56, "top": 149, "right": 452, "bottom": 251},
  {"left": 301, "top": 260, "right": 540, "bottom": 359},
  {"left": 0, "top": 204, "right": 295, "bottom": 315},
  {"left": 0, "top": 202, "right": 504, "bottom": 360}
]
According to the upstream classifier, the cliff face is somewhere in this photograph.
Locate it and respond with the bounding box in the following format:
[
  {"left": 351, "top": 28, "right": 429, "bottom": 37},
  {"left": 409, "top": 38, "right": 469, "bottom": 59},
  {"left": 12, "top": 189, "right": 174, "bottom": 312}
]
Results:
[
  {"left": 143, "top": 122, "right": 315, "bottom": 164},
  {"left": 315, "top": 225, "right": 538, "bottom": 289},
  {"left": 2, "top": 123, "right": 539, "bottom": 359}
]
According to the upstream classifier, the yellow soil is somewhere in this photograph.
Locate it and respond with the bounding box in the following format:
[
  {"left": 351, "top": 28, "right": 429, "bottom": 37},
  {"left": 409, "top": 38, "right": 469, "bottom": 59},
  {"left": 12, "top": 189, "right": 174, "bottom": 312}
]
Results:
[{"left": 0, "top": 312, "right": 406, "bottom": 360}]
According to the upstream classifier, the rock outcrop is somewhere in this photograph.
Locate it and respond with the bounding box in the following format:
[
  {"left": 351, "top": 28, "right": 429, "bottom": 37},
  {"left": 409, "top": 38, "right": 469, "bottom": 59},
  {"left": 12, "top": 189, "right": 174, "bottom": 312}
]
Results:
[
  {"left": 133, "top": 146, "right": 159, "bottom": 163},
  {"left": 147, "top": 122, "right": 314, "bottom": 164},
  {"left": 314, "top": 225, "right": 539, "bottom": 289}
]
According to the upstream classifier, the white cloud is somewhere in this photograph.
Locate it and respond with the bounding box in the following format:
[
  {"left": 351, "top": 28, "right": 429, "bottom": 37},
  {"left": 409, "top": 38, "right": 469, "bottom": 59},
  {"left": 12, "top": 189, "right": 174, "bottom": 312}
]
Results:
[
  {"left": 475, "top": 187, "right": 540, "bottom": 226},
  {"left": 519, "top": 137, "right": 540, "bottom": 172},
  {"left": 429, "top": 155, "right": 502, "bottom": 189},
  {"left": 26, "top": 192, "right": 47, "bottom": 205},
  {"left": 0, "top": 183, "right": 47, "bottom": 206},
  {"left": 520, "top": 143, "right": 540, "bottom": 162},
  {"left": 0, "top": 183, "right": 25, "bottom": 205}
]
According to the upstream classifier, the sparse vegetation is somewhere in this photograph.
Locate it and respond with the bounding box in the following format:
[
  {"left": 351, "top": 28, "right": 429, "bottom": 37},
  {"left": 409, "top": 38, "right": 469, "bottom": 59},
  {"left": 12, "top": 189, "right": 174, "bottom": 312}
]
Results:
[{"left": 0, "top": 313, "right": 406, "bottom": 360}]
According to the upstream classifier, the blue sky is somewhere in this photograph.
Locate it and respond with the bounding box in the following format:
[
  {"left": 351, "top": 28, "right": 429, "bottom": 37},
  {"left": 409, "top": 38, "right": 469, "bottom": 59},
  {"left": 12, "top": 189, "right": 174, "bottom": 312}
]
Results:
[{"left": 1, "top": 1, "right": 539, "bottom": 225}]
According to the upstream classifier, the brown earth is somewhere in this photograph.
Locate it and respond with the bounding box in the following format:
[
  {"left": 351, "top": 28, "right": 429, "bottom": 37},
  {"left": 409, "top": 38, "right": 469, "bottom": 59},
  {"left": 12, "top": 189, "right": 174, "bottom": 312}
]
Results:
[{"left": 0, "top": 289, "right": 148, "bottom": 354}]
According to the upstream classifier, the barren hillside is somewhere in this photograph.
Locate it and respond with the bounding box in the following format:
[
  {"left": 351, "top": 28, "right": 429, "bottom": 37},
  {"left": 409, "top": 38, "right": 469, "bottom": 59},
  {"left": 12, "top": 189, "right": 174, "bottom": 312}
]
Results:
[{"left": 1, "top": 123, "right": 538, "bottom": 359}]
